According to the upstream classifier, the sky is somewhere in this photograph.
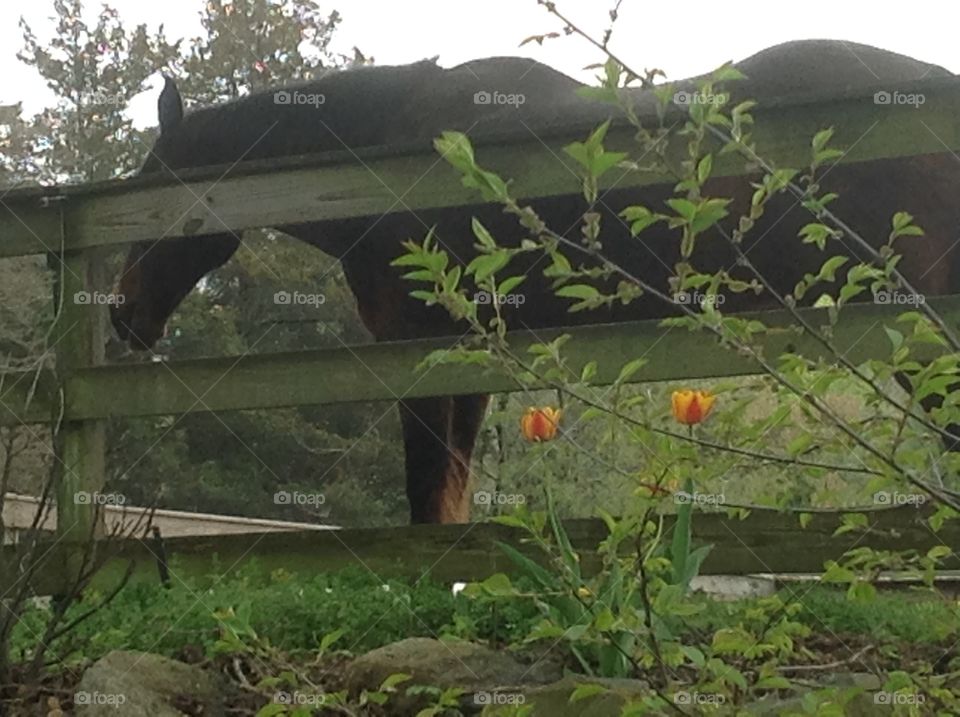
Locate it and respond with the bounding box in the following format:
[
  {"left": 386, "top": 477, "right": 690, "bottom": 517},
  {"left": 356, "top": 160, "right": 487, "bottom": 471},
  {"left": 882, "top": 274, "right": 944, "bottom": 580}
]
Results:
[{"left": 0, "top": 0, "right": 957, "bottom": 126}]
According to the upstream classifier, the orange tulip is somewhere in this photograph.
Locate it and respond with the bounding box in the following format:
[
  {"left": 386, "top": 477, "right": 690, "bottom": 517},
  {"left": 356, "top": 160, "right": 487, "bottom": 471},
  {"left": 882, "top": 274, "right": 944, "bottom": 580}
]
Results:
[
  {"left": 671, "top": 390, "right": 716, "bottom": 426},
  {"left": 520, "top": 407, "right": 562, "bottom": 442}
]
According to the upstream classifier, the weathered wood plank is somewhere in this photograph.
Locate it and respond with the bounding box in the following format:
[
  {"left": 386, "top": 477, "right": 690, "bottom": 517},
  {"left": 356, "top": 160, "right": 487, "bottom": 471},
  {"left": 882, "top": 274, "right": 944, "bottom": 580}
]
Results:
[
  {"left": 0, "top": 195, "right": 63, "bottom": 259},
  {"left": 4, "top": 294, "right": 959, "bottom": 426},
  {"left": 4, "top": 505, "right": 954, "bottom": 594},
  {"left": 0, "top": 78, "right": 957, "bottom": 258},
  {"left": 52, "top": 248, "right": 107, "bottom": 548},
  {"left": 57, "top": 295, "right": 960, "bottom": 422}
]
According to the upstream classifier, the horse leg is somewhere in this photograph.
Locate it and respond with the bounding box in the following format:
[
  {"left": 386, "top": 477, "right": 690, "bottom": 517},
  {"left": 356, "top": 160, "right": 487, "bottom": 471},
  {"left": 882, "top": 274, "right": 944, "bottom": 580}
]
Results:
[
  {"left": 398, "top": 394, "right": 489, "bottom": 523},
  {"left": 450, "top": 393, "right": 491, "bottom": 512},
  {"left": 399, "top": 396, "right": 460, "bottom": 523}
]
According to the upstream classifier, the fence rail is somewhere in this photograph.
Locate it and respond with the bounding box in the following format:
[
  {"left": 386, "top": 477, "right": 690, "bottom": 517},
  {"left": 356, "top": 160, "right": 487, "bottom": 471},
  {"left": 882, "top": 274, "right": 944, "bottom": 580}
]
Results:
[
  {"left": 2, "top": 505, "right": 954, "bottom": 595},
  {"left": 3, "top": 296, "right": 960, "bottom": 427},
  {"left": 2, "top": 76, "right": 959, "bottom": 259}
]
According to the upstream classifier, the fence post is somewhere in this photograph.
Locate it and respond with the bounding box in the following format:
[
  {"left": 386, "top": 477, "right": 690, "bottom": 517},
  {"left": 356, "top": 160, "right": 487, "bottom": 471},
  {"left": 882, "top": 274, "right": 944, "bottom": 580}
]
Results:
[{"left": 51, "top": 230, "right": 106, "bottom": 549}]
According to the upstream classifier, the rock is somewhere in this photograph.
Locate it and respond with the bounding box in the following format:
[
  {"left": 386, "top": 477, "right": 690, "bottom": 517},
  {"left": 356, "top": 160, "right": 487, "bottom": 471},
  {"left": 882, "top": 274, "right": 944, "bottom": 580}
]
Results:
[
  {"left": 345, "top": 637, "right": 562, "bottom": 715},
  {"left": 486, "top": 675, "right": 650, "bottom": 717},
  {"left": 75, "top": 650, "right": 226, "bottom": 717}
]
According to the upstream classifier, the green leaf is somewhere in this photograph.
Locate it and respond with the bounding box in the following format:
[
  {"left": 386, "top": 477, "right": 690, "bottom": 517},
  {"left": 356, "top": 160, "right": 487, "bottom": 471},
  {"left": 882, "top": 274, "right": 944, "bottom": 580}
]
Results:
[
  {"left": 569, "top": 684, "right": 608, "bottom": 703},
  {"left": 410, "top": 290, "right": 436, "bottom": 303},
  {"left": 498, "top": 275, "right": 525, "bottom": 295},
  {"left": 586, "top": 119, "right": 611, "bottom": 150},
  {"left": 617, "top": 358, "right": 647, "bottom": 383},
  {"left": 591, "top": 151, "right": 628, "bottom": 177},
  {"left": 755, "top": 675, "right": 792, "bottom": 690},
  {"left": 847, "top": 580, "right": 877, "bottom": 603},
  {"left": 496, "top": 541, "right": 556, "bottom": 589},
  {"left": 666, "top": 198, "right": 697, "bottom": 222},
  {"left": 391, "top": 252, "right": 427, "bottom": 267},
  {"left": 434, "top": 131, "right": 475, "bottom": 172},
  {"left": 402, "top": 269, "right": 436, "bottom": 282},
  {"left": 556, "top": 284, "right": 600, "bottom": 301},
  {"left": 319, "top": 628, "right": 345, "bottom": 653},
  {"left": 581, "top": 361, "right": 598, "bottom": 382},
  {"left": 472, "top": 217, "right": 496, "bottom": 248},
  {"left": 443, "top": 266, "right": 461, "bottom": 293},
  {"left": 475, "top": 573, "right": 517, "bottom": 597},
  {"left": 818, "top": 255, "right": 848, "bottom": 282},
  {"left": 379, "top": 673, "right": 413, "bottom": 691},
  {"left": 711, "top": 626, "right": 754, "bottom": 654},
  {"left": 697, "top": 154, "right": 713, "bottom": 184},
  {"left": 927, "top": 545, "right": 952, "bottom": 560},
  {"left": 682, "top": 645, "right": 706, "bottom": 667},
  {"left": 255, "top": 705, "right": 288, "bottom": 717},
  {"left": 713, "top": 64, "right": 745, "bottom": 82},
  {"left": 884, "top": 327, "right": 904, "bottom": 351},
  {"left": 593, "top": 607, "right": 616, "bottom": 631},
  {"left": 691, "top": 198, "right": 730, "bottom": 233},
  {"left": 621, "top": 205, "right": 661, "bottom": 236},
  {"left": 821, "top": 561, "right": 856, "bottom": 583},
  {"left": 812, "top": 127, "right": 835, "bottom": 152},
  {"left": 467, "top": 252, "right": 511, "bottom": 283}
]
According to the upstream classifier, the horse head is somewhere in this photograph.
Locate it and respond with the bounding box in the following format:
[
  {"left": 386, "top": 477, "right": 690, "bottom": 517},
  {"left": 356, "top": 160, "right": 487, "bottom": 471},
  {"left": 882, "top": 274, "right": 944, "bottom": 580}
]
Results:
[{"left": 111, "top": 77, "right": 239, "bottom": 350}]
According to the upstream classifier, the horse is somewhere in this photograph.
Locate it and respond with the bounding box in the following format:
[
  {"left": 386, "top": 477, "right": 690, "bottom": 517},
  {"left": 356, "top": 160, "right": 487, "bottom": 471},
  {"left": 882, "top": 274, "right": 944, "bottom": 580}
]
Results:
[{"left": 111, "top": 40, "right": 960, "bottom": 524}]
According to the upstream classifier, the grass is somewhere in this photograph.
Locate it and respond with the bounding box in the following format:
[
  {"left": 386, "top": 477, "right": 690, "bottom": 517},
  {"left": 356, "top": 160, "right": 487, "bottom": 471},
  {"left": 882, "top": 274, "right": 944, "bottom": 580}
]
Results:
[
  {"left": 10, "top": 565, "right": 957, "bottom": 671},
  {"left": 689, "top": 583, "right": 959, "bottom": 644}
]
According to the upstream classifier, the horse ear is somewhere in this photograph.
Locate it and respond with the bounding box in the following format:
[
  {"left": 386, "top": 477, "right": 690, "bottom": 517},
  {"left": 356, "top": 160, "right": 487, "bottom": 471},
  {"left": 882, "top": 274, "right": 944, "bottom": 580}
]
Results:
[{"left": 158, "top": 76, "right": 183, "bottom": 134}]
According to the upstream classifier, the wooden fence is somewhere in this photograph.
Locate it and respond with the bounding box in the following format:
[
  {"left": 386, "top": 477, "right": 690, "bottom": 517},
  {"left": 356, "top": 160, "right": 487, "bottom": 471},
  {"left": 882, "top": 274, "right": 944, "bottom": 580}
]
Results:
[{"left": 1, "top": 74, "right": 960, "bottom": 593}]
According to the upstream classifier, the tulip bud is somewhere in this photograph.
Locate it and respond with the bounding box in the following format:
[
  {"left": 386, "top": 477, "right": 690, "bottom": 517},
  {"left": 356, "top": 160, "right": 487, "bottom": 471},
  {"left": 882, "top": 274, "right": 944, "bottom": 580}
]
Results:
[
  {"left": 520, "top": 407, "right": 562, "bottom": 442},
  {"left": 671, "top": 390, "right": 716, "bottom": 425}
]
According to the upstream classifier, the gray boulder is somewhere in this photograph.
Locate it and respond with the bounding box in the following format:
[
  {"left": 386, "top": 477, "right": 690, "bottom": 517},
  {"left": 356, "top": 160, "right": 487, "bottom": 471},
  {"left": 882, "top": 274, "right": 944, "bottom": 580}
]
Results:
[
  {"left": 75, "top": 650, "right": 226, "bottom": 717},
  {"left": 345, "top": 637, "right": 562, "bottom": 715}
]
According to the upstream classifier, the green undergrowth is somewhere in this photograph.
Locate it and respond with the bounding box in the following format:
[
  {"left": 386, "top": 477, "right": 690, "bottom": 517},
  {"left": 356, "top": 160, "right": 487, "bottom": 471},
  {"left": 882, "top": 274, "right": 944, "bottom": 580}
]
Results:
[{"left": 11, "top": 564, "right": 955, "bottom": 671}]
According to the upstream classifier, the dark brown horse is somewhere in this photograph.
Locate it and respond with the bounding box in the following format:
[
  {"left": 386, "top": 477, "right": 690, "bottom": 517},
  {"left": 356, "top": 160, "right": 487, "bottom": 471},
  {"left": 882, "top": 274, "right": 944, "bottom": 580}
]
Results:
[{"left": 112, "top": 40, "right": 960, "bottom": 523}]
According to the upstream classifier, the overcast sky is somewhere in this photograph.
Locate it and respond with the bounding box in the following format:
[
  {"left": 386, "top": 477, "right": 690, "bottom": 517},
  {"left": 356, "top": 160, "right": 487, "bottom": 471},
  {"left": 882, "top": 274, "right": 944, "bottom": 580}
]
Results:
[{"left": 1, "top": 0, "right": 957, "bottom": 126}]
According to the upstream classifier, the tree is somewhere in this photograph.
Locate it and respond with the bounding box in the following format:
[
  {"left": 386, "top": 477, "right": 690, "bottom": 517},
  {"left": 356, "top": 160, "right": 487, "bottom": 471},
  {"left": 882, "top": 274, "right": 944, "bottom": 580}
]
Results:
[{"left": 17, "top": 0, "right": 180, "bottom": 182}]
